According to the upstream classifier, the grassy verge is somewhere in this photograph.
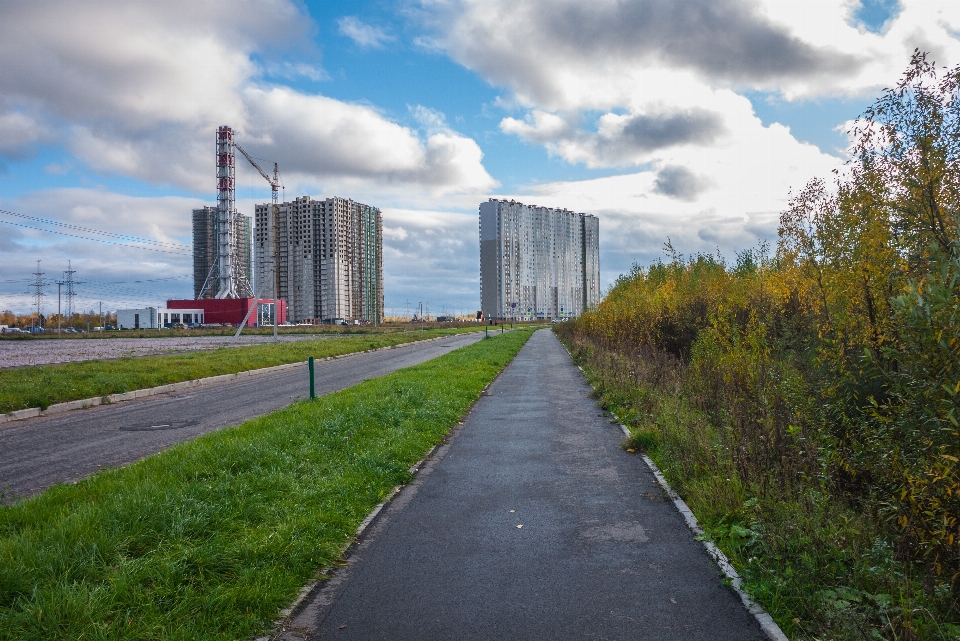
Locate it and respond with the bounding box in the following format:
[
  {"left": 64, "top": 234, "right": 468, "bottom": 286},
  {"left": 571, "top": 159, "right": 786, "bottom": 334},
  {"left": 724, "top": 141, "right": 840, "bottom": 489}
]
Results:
[
  {"left": 0, "top": 327, "right": 534, "bottom": 640},
  {"left": 0, "top": 327, "right": 485, "bottom": 414}
]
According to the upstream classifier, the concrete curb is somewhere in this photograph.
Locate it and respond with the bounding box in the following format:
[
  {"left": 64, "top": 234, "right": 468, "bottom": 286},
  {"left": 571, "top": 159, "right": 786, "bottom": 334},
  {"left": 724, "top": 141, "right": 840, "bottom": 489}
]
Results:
[
  {"left": 0, "top": 333, "right": 461, "bottom": 428},
  {"left": 635, "top": 446, "right": 788, "bottom": 641},
  {"left": 567, "top": 345, "right": 788, "bottom": 641}
]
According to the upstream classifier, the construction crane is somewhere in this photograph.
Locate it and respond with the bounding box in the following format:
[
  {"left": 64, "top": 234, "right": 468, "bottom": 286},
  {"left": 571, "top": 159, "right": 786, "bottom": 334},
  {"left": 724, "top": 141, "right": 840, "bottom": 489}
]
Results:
[
  {"left": 234, "top": 142, "right": 284, "bottom": 340},
  {"left": 235, "top": 144, "right": 283, "bottom": 203}
]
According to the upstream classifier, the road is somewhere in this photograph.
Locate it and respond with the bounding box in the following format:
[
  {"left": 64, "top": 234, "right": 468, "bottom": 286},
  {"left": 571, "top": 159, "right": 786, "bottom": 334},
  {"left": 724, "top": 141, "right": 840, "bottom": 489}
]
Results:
[
  {"left": 1, "top": 331, "right": 484, "bottom": 500},
  {"left": 280, "top": 329, "right": 767, "bottom": 640}
]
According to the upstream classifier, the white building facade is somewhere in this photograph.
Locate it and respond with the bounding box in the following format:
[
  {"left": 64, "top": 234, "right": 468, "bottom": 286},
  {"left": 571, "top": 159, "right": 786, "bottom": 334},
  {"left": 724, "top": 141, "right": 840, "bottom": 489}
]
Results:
[
  {"left": 254, "top": 196, "right": 383, "bottom": 324},
  {"left": 480, "top": 199, "right": 600, "bottom": 321},
  {"left": 117, "top": 307, "right": 158, "bottom": 329},
  {"left": 156, "top": 308, "right": 205, "bottom": 328}
]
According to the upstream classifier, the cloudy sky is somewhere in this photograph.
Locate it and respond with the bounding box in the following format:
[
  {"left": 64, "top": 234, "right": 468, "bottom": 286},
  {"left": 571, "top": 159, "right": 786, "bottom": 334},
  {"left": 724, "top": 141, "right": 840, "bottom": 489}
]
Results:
[{"left": 1, "top": 0, "right": 957, "bottom": 317}]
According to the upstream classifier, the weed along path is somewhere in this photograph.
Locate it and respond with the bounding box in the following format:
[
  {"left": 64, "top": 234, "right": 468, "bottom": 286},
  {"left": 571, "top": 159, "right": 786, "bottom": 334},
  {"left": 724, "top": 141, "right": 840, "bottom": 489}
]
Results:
[
  {"left": 280, "top": 329, "right": 767, "bottom": 641},
  {"left": 0, "top": 331, "right": 484, "bottom": 500}
]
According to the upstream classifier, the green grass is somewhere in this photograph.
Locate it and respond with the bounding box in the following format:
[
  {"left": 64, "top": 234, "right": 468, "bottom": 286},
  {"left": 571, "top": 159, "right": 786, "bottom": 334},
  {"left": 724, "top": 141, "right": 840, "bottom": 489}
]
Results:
[
  {"left": 0, "top": 327, "right": 534, "bottom": 640},
  {"left": 0, "top": 327, "right": 487, "bottom": 414}
]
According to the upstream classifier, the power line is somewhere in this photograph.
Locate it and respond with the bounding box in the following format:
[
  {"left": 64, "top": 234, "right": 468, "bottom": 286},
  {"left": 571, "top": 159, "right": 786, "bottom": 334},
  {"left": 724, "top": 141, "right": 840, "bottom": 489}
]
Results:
[
  {"left": 0, "top": 209, "right": 191, "bottom": 251},
  {"left": 0, "top": 220, "right": 193, "bottom": 256},
  {"left": 88, "top": 275, "right": 192, "bottom": 285}
]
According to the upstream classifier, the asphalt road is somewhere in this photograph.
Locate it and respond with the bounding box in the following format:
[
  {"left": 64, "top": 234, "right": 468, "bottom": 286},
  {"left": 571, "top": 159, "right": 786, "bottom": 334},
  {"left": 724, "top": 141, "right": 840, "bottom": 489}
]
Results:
[
  {"left": 0, "top": 331, "right": 484, "bottom": 500},
  {"left": 280, "top": 329, "right": 767, "bottom": 641}
]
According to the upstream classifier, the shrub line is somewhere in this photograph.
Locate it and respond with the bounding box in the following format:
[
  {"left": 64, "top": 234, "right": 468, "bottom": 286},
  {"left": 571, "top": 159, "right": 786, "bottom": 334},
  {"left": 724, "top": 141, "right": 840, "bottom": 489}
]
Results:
[{"left": 0, "top": 333, "right": 455, "bottom": 427}]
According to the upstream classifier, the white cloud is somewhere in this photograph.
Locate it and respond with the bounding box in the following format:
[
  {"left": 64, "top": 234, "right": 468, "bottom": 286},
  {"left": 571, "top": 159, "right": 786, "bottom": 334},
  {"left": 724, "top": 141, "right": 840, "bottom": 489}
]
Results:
[
  {"left": 423, "top": 0, "right": 960, "bottom": 108},
  {"left": 240, "top": 87, "right": 495, "bottom": 194},
  {"left": 0, "top": 111, "right": 46, "bottom": 156},
  {"left": 380, "top": 209, "right": 480, "bottom": 316},
  {"left": 337, "top": 16, "right": 394, "bottom": 49},
  {"left": 0, "top": 1, "right": 492, "bottom": 196}
]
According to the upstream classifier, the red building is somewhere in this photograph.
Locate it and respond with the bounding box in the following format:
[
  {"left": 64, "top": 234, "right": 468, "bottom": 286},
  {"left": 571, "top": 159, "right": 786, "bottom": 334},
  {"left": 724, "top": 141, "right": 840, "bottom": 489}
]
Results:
[{"left": 166, "top": 298, "right": 287, "bottom": 326}]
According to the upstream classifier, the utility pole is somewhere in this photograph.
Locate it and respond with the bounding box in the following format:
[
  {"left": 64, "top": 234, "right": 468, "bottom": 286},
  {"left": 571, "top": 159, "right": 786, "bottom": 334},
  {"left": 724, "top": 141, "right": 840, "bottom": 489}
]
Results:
[
  {"left": 56, "top": 280, "right": 63, "bottom": 337},
  {"left": 63, "top": 260, "right": 77, "bottom": 321},
  {"left": 54, "top": 261, "right": 83, "bottom": 330},
  {"left": 99, "top": 301, "right": 102, "bottom": 330},
  {"left": 30, "top": 260, "right": 46, "bottom": 331}
]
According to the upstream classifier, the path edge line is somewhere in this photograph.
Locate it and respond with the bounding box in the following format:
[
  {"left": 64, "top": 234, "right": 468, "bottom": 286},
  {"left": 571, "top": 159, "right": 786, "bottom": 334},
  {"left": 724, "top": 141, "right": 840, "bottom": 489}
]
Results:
[
  {"left": 566, "top": 345, "right": 789, "bottom": 641},
  {"left": 0, "top": 334, "right": 456, "bottom": 427}
]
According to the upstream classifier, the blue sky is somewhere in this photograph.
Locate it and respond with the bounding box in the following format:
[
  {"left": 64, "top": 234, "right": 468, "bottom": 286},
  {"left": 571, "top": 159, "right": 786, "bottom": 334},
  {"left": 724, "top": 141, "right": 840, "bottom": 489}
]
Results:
[{"left": 1, "top": 0, "right": 955, "bottom": 316}]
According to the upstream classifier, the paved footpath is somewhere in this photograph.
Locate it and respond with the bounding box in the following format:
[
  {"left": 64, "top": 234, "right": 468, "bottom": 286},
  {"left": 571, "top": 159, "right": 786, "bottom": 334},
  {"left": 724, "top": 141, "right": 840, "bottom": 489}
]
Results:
[{"left": 279, "top": 329, "right": 767, "bottom": 640}]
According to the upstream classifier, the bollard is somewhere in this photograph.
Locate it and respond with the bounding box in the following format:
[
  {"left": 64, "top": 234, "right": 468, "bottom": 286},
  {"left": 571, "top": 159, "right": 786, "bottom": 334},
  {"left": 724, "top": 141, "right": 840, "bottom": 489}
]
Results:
[
  {"left": 485, "top": 326, "right": 488, "bottom": 339},
  {"left": 309, "top": 356, "right": 315, "bottom": 399}
]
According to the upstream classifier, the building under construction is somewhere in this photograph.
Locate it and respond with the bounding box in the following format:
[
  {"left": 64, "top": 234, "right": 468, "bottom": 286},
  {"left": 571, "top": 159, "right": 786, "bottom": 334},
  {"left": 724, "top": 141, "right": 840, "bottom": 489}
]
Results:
[
  {"left": 193, "top": 206, "right": 251, "bottom": 299},
  {"left": 255, "top": 196, "right": 383, "bottom": 324}
]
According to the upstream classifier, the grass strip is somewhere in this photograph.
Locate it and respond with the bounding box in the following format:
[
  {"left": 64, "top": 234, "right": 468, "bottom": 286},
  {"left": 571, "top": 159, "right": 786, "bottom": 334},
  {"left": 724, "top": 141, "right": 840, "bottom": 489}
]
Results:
[
  {"left": 0, "top": 326, "right": 485, "bottom": 414},
  {"left": 0, "top": 328, "right": 533, "bottom": 640}
]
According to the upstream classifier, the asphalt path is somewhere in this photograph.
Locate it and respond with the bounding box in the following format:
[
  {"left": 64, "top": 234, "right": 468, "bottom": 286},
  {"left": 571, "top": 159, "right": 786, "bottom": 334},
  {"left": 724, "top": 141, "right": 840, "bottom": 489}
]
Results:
[
  {"left": 281, "top": 329, "right": 767, "bottom": 641},
  {"left": 0, "top": 331, "right": 484, "bottom": 500}
]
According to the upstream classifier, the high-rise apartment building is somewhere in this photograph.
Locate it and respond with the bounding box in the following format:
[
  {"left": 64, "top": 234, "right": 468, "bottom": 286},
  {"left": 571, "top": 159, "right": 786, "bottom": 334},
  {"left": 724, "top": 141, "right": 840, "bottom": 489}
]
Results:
[
  {"left": 479, "top": 199, "right": 600, "bottom": 321},
  {"left": 193, "top": 206, "right": 252, "bottom": 299},
  {"left": 255, "top": 196, "right": 383, "bottom": 324}
]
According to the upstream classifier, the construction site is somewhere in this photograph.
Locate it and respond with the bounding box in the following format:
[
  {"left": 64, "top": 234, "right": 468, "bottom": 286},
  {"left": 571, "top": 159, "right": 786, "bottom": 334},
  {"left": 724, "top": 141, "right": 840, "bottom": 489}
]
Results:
[{"left": 179, "top": 126, "right": 384, "bottom": 327}]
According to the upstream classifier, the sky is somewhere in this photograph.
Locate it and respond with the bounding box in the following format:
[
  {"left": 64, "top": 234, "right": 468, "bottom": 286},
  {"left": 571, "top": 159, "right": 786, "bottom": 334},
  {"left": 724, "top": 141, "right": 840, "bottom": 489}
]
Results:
[{"left": 1, "top": 0, "right": 959, "bottom": 318}]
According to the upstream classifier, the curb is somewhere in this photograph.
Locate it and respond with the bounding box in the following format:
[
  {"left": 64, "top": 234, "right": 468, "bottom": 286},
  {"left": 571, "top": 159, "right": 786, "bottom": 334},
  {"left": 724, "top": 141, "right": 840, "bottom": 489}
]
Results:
[
  {"left": 624, "top": 425, "right": 788, "bottom": 641},
  {"left": 568, "top": 347, "right": 788, "bottom": 641},
  {"left": 0, "top": 333, "right": 463, "bottom": 427}
]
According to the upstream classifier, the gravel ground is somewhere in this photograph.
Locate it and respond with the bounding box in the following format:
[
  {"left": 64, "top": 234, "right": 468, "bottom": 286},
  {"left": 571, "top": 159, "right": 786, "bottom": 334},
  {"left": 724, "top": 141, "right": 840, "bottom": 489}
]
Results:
[{"left": 0, "top": 334, "right": 343, "bottom": 368}]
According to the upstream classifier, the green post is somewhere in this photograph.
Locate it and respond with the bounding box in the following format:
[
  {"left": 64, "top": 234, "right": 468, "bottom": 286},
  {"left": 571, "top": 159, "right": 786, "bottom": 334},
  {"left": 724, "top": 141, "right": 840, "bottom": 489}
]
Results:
[{"left": 308, "top": 356, "right": 315, "bottom": 399}]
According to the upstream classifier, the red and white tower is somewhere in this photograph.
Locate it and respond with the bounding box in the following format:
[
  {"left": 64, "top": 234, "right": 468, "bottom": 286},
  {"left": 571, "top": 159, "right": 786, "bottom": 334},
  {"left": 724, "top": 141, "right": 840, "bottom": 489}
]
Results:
[{"left": 213, "top": 126, "right": 253, "bottom": 298}]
